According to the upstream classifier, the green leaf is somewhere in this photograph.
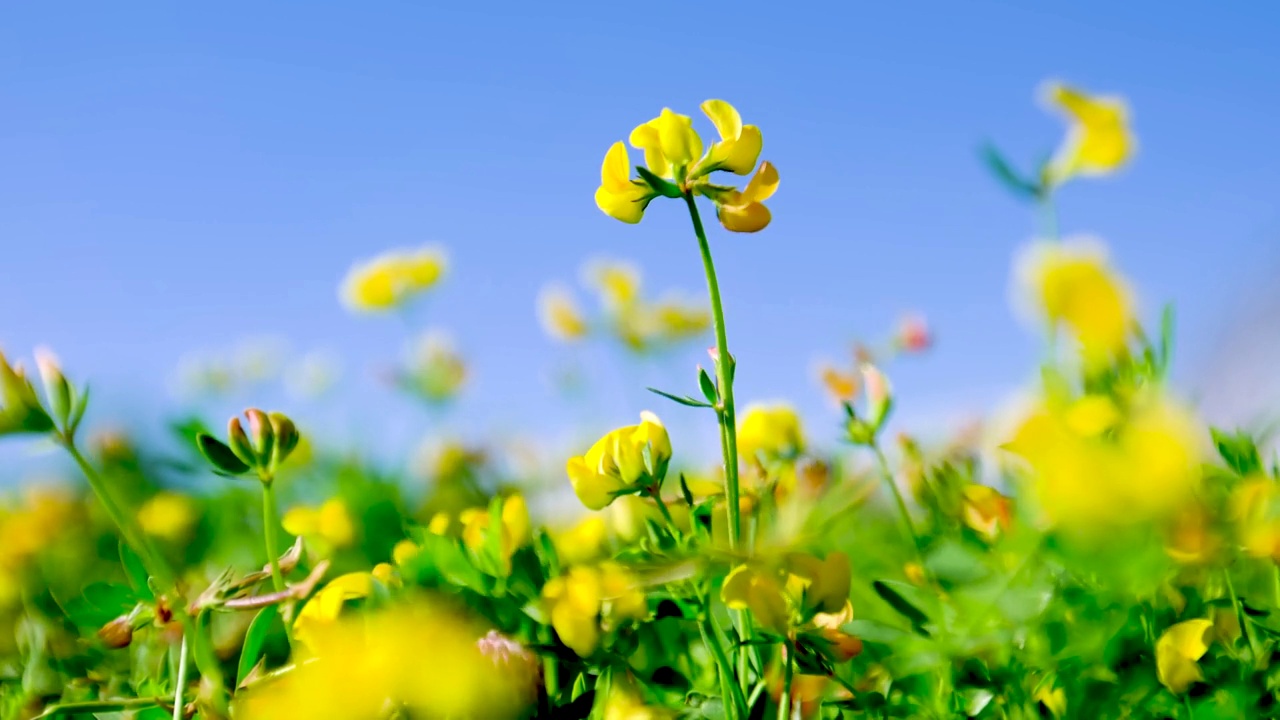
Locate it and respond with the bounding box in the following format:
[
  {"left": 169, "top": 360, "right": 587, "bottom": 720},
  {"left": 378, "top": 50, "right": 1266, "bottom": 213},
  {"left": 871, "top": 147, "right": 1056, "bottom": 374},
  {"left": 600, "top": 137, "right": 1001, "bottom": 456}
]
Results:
[
  {"left": 980, "top": 143, "right": 1042, "bottom": 201},
  {"left": 872, "top": 580, "right": 931, "bottom": 633},
  {"left": 415, "top": 531, "right": 487, "bottom": 591},
  {"left": 485, "top": 496, "right": 507, "bottom": 576},
  {"left": 646, "top": 387, "right": 713, "bottom": 409},
  {"left": 924, "top": 541, "right": 989, "bottom": 585},
  {"left": 634, "top": 165, "right": 682, "bottom": 198},
  {"left": 237, "top": 605, "right": 281, "bottom": 687},
  {"left": 678, "top": 473, "right": 695, "bottom": 508},
  {"left": 697, "top": 367, "right": 718, "bottom": 406},
  {"left": 62, "top": 582, "right": 136, "bottom": 628},
  {"left": 841, "top": 618, "right": 908, "bottom": 645},
  {"left": 118, "top": 540, "right": 154, "bottom": 602},
  {"left": 196, "top": 433, "right": 252, "bottom": 475},
  {"left": 192, "top": 609, "right": 226, "bottom": 688},
  {"left": 1211, "top": 428, "right": 1261, "bottom": 476}
]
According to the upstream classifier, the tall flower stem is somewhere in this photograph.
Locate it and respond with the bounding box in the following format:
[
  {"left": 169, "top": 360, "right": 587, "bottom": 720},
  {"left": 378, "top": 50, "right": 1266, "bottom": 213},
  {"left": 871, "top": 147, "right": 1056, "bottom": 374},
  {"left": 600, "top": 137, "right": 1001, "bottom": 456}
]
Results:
[
  {"left": 682, "top": 192, "right": 742, "bottom": 550},
  {"left": 777, "top": 642, "right": 794, "bottom": 720},
  {"left": 872, "top": 443, "right": 928, "bottom": 572},
  {"left": 171, "top": 634, "right": 189, "bottom": 720},
  {"left": 260, "top": 479, "right": 286, "bottom": 594},
  {"left": 64, "top": 439, "right": 178, "bottom": 596}
]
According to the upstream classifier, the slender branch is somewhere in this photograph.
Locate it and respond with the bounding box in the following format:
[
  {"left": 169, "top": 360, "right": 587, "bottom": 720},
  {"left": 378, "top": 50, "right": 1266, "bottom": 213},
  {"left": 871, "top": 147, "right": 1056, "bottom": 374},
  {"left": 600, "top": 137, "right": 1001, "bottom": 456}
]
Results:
[
  {"left": 871, "top": 443, "right": 928, "bottom": 571},
  {"left": 700, "top": 612, "right": 748, "bottom": 720},
  {"left": 777, "top": 642, "right": 794, "bottom": 720},
  {"left": 172, "top": 634, "right": 189, "bottom": 720}
]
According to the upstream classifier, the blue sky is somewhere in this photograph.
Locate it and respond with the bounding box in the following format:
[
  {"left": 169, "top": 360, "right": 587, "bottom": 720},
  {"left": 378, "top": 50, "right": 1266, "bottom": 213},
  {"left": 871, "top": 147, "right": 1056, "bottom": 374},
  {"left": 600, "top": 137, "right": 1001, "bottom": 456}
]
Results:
[{"left": 2, "top": 2, "right": 1278, "bottom": 473}]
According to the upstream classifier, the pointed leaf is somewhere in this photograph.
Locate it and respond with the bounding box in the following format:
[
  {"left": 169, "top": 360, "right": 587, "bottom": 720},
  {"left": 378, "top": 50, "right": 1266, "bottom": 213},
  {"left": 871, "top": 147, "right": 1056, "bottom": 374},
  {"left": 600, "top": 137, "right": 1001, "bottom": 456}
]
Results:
[
  {"left": 237, "top": 605, "right": 281, "bottom": 686},
  {"left": 196, "top": 433, "right": 251, "bottom": 475},
  {"left": 646, "top": 387, "right": 712, "bottom": 409}
]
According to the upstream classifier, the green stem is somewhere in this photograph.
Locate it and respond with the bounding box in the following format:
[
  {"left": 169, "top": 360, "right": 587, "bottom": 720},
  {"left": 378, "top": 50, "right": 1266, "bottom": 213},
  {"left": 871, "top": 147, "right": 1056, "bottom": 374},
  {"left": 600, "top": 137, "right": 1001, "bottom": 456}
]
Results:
[
  {"left": 260, "top": 480, "right": 286, "bottom": 594},
  {"left": 35, "top": 698, "right": 167, "bottom": 719},
  {"left": 777, "top": 642, "right": 794, "bottom": 720},
  {"left": 651, "top": 492, "right": 677, "bottom": 531},
  {"left": 1224, "top": 569, "right": 1255, "bottom": 662},
  {"left": 871, "top": 444, "right": 927, "bottom": 570},
  {"left": 171, "top": 634, "right": 189, "bottom": 720},
  {"left": 1271, "top": 563, "right": 1279, "bottom": 609},
  {"left": 64, "top": 440, "right": 178, "bottom": 595},
  {"left": 700, "top": 613, "right": 748, "bottom": 720},
  {"left": 682, "top": 192, "right": 741, "bottom": 550}
]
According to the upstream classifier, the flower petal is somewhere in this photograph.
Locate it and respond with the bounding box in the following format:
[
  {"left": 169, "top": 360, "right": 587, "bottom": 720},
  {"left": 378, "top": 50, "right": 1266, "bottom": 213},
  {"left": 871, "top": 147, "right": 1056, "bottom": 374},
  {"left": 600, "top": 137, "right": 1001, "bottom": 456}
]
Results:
[
  {"left": 742, "top": 161, "right": 779, "bottom": 203},
  {"left": 701, "top": 99, "right": 742, "bottom": 142},
  {"left": 718, "top": 201, "right": 771, "bottom": 233}
]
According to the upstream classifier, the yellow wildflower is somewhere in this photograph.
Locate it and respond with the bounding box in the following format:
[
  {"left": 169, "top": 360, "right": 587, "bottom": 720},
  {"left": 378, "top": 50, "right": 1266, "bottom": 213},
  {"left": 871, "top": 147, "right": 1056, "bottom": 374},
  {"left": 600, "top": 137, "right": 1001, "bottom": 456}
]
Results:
[
  {"left": 340, "top": 245, "right": 447, "bottom": 312},
  {"left": 738, "top": 403, "right": 805, "bottom": 462},
  {"left": 1006, "top": 389, "right": 1200, "bottom": 531},
  {"left": 1165, "top": 504, "right": 1219, "bottom": 565},
  {"left": 1156, "top": 618, "right": 1213, "bottom": 694},
  {"left": 566, "top": 412, "right": 672, "bottom": 510},
  {"left": 553, "top": 514, "right": 609, "bottom": 565},
  {"left": 136, "top": 491, "right": 199, "bottom": 542},
  {"left": 537, "top": 283, "right": 589, "bottom": 341},
  {"left": 960, "top": 485, "right": 1013, "bottom": 542},
  {"left": 596, "top": 100, "right": 779, "bottom": 232},
  {"left": 583, "top": 259, "right": 643, "bottom": 311},
  {"left": 1041, "top": 81, "right": 1135, "bottom": 186},
  {"left": 1230, "top": 477, "right": 1280, "bottom": 560},
  {"left": 603, "top": 684, "right": 674, "bottom": 720},
  {"left": 541, "top": 562, "right": 647, "bottom": 657},
  {"left": 722, "top": 552, "right": 851, "bottom": 634},
  {"left": 283, "top": 498, "right": 357, "bottom": 551},
  {"left": 1018, "top": 238, "right": 1133, "bottom": 362},
  {"left": 817, "top": 362, "right": 859, "bottom": 404},
  {"left": 238, "top": 601, "right": 528, "bottom": 719},
  {"left": 459, "top": 494, "right": 532, "bottom": 571},
  {"left": 651, "top": 293, "right": 711, "bottom": 342},
  {"left": 400, "top": 331, "right": 469, "bottom": 405},
  {"left": 1035, "top": 684, "right": 1067, "bottom": 717},
  {"left": 292, "top": 572, "right": 376, "bottom": 653}
]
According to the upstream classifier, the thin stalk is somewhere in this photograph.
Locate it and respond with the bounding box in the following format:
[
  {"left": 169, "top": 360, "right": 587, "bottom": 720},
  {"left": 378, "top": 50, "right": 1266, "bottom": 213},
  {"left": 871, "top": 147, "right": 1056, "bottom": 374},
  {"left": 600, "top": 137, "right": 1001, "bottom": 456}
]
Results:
[
  {"left": 35, "top": 697, "right": 167, "bottom": 718},
  {"left": 871, "top": 444, "right": 927, "bottom": 570},
  {"left": 171, "top": 634, "right": 189, "bottom": 720},
  {"left": 1224, "top": 570, "right": 1255, "bottom": 663},
  {"left": 260, "top": 480, "right": 286, "bottom": 594},
  {"left": 682, "top": 193, "right": 741, "bottom": 549},
  {"left": 651, "top": 492, "right": 677, "bottom": 531},
  {"left": 777, "top": 642, "right": 794, "bottom": 720},
  {"left": 700, "top": 614, "right": 748, "bottom": 720},
  {"left": 1272, "top": 563, "right": 1279, "bottom": 609},
  {"left": 64, "top": 440, "right": 178, "bottom": 595}
]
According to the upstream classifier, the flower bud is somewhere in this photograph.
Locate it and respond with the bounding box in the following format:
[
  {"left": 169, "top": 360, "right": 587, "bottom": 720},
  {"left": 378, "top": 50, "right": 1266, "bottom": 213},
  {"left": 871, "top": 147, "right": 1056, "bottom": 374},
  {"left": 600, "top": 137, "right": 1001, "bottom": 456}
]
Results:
[
  {"left": 245, "top": 408, "right": 275, "bottom": 467},
  {"left": 0, "top": 351, "right": 54, "bottom": 436},
  {"left": 269, "top": 412, "right": 300, "bottom": 468},
  {"left": 860, "top": 363, "right": 893, "bottom": 430},
  {"left": 896, "top": 314, "right": 932, "bottom": 353},
  {"left": 227, "top": 417, "right": 255, "bottom": 466},
  {"left": 97, "top": 616, "right": 134, "bottom": 649},
  {"left": 33, "top": 347, "right": 71, "bottom": 429}
]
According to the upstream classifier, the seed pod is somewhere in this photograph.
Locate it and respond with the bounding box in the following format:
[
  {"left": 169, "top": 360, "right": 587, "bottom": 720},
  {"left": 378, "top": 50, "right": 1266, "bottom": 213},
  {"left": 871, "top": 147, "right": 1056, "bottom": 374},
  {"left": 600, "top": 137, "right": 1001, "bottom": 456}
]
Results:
[{"left": 97, "top": 616, "right": 133, "bottom": 649}]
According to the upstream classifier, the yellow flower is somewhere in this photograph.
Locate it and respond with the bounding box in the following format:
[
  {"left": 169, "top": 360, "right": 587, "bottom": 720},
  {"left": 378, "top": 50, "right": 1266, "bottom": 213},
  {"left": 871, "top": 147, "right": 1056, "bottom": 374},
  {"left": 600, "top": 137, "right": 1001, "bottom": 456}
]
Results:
[
  {"left": 552, "top": 514, "right": 609, "bottom": 565},
  {"left": 1156, "top": 618, "right": 1213, "bottom": 694},
  {"left": 1018, "top": 239, "right": 1133, "bottom": 363},
  {"left": 817, "top": 362, "right": 859, "bottom": 404},
  {"left": 595, "top": 142, "right": 658, "bottom": 224},
  {"left": 238, "top": 601, "right": 528, "bottom": 719},
  {"left": 651, "top": 294, "right": 711, "bottom": 342},
  {"left": 1041, "top": 81, "right": 1135, "bottom": 186},
  {"left": 400, "top": 331, "right": 469, "bottom": 405},
  {"left": 713, "top": 161, "right": 779, "bottom": 233},
  {"left": 1006, "top": 389, "right": 1201, "bottom": 531},
  {"left": 603, "top": 684, "right": 675, "bottom": 720},
  {"left": 136, "top": 491, "right": 198, "bottom": 542},
  {"left": 692, "top": 99, "right": 763, "bottom": 177},
  {"left": 283, "top": 498, "right": 357, "bottom": 551},
  {"left": 459, "top": 494, "right": 532, "bottom": 571},
  {"left": 722, "top": 552, "right": 851, "bottom": 634},
  {"left": 1035, "top": 684, "right": 1067, "bottom": 717},
  {"left": 738, "top": 403, "right": 805, "bottom": 462},
  {"left": 960, "top": 485, "right": 1013, "bottom": 542},
  {"left": 292, "top": 572, "right": 376, "bottom": 653},
  {"left": 584, "top": 258, "right": 643, "bottom": 311},
  {"left": 537, "top": 284, "right": 589, "bottom": 341},
  {"left": 340, "top": 245, "right": 447, "bottom": 312},
  {"left": 1165, "top": 504, "right": 1219, "bottom": 565},
  {"left": 597, "top": 100, "right": 779, "bottom": 233},
  {"left": 566, "top": 412, "right": 672, "bottom": 510},
  {"left": 1230, "top": 477, "right": 1280, "bottom": 560},
  {"left": 393, "top": 538, "right": 421, "bottom": 566},
  {"left": 541, "top": 562, "right": 647, "bottom": 657}
]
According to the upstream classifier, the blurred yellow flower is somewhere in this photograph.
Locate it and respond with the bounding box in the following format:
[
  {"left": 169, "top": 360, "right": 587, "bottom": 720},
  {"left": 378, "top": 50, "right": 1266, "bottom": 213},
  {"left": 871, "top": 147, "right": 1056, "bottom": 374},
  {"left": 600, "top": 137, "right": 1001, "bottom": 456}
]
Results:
[
  {"left": 739, "top": 403, "right": 805, "bottom": 462},
  {"left": 651, "top": 294, "right": 712, "bottom": 341},
  {"left": 283, "top": 498, "right": 357, "bottom": 551},
  {"left": 722, "top": 552, "right": 851, "bottom": 634},
  {"left": 537, "top": 283, "right": 589, "bottom": 341},
  {"left": 292, "top": 572, "right": 376, "bottom": 653},
  {"left": 960, "top": 485, "right": 1013, "bottom": 542},
  {"left": 136, "top": 491, "right": 198, "bottom": 542},
  {"left": 1035, "top": 684, "right": 1067, "bottom": 717},
  {"left": 603, "top": 684, "right": 675, "bottom": 720},
  {"left": 1230, "top": 477, "right": 1280, "bottom": 560},
  {"left": 542, "top": 562, "right": 647, "bottom": 657},
  {"left": 817, "top": 362, "right": 859, "bottom": 404},
  {"left": 340, "top": 245, "right": 447, "bottom": 313},
  {"left": 1156, "top": 618, "right": 1213, "bottom": 694},
  {"left": 553, "top": 514, "right": 609, "bottom": 565},
  {"left": 239, "top": 600, "right": 528, "bottom": 719},
  {"left": 393, "top": 538, "right": 421, "bottom": 566},
  {"left": 584, "top": 259, "right": 643, "bottom": 311},
  {"left": 1006, "top": 388, "right": 1201, "bottom": 531},
  {"left": 459, "top": 494, "right": 532, "bottom": 571},
  {"left": 1018, "top": 238, "right": 1133, "bottom": 363},
  {"left": 399, "top": 331, "right": 469, "bottom": 405},
  {"left": 567, "top": 412, "right": 672, "bottom": 510},
  {"left": 1041, "top": 81, "right": 1134, "bottom": 186}
]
